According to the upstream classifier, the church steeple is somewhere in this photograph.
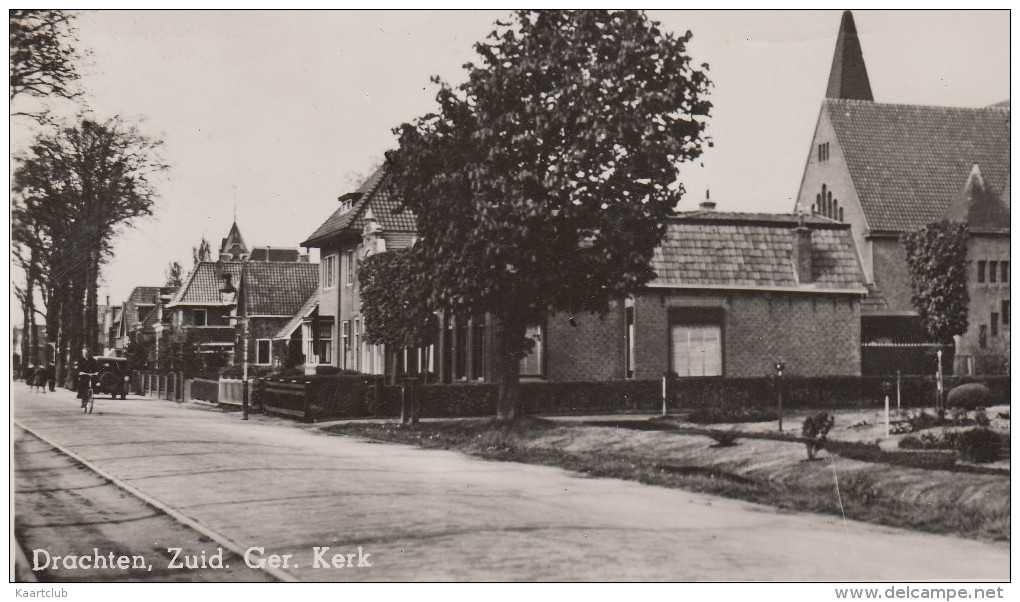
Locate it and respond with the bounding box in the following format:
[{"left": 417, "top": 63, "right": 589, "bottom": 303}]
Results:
[
  {"left": 219, "top": 221, "right": 249, "bottom": 262},
  {"left": 825, "top": 11, "right": 874, "bottom": 101}
]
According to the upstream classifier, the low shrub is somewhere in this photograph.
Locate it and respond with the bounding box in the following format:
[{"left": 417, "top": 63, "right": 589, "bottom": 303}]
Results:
[
  {"left": 898, "top": 430, "right": 958, "bottom": 450},
  {"left": 956, "top": 428, "right": 1002, "bottom": 464},
  {"left": 947, "top": 383, "right": 993, "bottom": 410},
  {"left": 802, "top": 413, "right": 835, "bottom": 460},
  {"left": 707, "top": 431, "right": 740, "bottom": 447},
  {"left": 685, "top": 405, "right": 777, "bottom": 424}
]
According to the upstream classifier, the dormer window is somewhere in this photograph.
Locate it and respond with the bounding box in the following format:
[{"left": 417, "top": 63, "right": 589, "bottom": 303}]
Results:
[{"left": 337, "top": 192, "right": 362, "bottom": 214}]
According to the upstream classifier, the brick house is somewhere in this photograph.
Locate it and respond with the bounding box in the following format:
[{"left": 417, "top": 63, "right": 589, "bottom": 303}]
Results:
[
  {"left": 794, "top": 10, "right": 1010, "bottom": 375},
  {"left": 236, "top": 260, "right": 319, "bottom": 368},
  {"left": 165, "top": 221, "right": 316, "bottom": 369},
  {"left": 301, "top": 165, "right": 418, "bottom": 375},
  {"left": 165, "top": 260, "right": 243, "bottom": 364},
  {"left": 301, "top": 163, "right": 866, "bottom": 381}
]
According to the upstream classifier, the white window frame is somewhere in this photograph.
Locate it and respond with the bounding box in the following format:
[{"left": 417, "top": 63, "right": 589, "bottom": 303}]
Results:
[
  {"left": 341, "top": 321, "right": 351, "bottom": 369},
  {"left": 322, "top": 254, "right": 337, "bottom": 289},
  {"left": 346, "top": 249, "right": 356, "bottom": 286},
  {"left": 255, "top": 339, "right": 272, "bottom": 365},
  {"left": 193, "top": 308, "right": 208, "bottom": 327},
  {"left": 519, "top": 325, "right": 544, "bottom": 377},
  {"left": 316, "top": 320, "right": 333, "bottom": 365},
  {"left": 670, "top": 323, "right": 722, "bottom": 378}
]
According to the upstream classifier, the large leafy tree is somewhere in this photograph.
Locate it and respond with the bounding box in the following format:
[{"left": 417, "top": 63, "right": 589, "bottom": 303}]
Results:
[
  {"left": 9, "top": 9, "right": 84, "bottom": 119},
  {"left": 13, "top": 116, "right": 167, "bottom": 384},
  {"left": 902, "top": 220, "right": 970, "bottom": 344},
  {"left": 386, "top": 10, "right": 711, "bottom": 419}
]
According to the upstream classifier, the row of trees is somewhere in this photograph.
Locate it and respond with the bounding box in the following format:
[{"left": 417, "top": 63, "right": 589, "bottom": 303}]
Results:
[
  {"left": 359, "top": 10, "right": 713, "bottom": 419},
  {"left": 11, "top": 10, "right": 168, "bottom": 386}
]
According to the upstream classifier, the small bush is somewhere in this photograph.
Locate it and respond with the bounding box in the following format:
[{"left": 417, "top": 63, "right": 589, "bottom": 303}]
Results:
[
  {"left": 802, "top": 413, "right": 835, "bottom": 460},
  {"left": 708, "top": 432, "right": 739, "bottom": 447},
  {"left": 898, "top": 435, "right": 923, "bottom": 450},
  {"left": 685, "top": 405, "right": 777, "bottom": 424},
  {"left": 974, "top": 411, "right": 991, "bottom": 427},
  {"left": 947, "top": 383, "right": 993, "bottom": 410},
  {"left": 956, "top": 428, "right": 1002, "bottom": 464}
]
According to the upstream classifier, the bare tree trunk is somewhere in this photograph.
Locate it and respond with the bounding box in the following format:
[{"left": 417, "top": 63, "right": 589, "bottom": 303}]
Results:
[{"left": 495, "top": 319, "right": 526, "bottom": 421}]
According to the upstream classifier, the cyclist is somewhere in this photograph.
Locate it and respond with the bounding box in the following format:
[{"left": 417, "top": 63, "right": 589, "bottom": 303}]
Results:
[{"left": 76, "top": 347, "right": 99, "bottom": 409}]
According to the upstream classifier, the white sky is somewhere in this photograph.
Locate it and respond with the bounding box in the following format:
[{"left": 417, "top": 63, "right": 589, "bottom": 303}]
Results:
[{"left": 8, "top": 9, "right": 1011, "bottom": 315}]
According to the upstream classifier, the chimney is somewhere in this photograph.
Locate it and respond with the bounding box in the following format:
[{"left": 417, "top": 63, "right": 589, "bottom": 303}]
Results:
[
  {"left": 699, "top": 188, "right": 716, "bottom": 211},
  {"left": 792, "top": 214, "right": 813, "bottom": 284}
]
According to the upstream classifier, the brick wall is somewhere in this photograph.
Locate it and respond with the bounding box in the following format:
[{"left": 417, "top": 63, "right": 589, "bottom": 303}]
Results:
[
  {"left": 633, "top": 289, "right": 861, "bottom": 379},
  {"left": 545, "top": 301, "right": 626, "bottom": 381},
  {"left": 959, "top": 233, "right": 1010, "bottom": 366}
]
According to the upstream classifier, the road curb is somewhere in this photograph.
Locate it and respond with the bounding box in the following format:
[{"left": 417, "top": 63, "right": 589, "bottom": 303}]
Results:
[{"left": 13, "top": 421, "right": 300, "bottom": 583}]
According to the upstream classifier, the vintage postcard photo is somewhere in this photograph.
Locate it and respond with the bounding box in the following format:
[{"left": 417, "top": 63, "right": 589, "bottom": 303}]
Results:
[{"left": 8, "top": 8, "right": 1011, "bottom": 591}]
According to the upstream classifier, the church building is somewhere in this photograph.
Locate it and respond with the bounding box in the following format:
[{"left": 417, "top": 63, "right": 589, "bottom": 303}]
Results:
[{"left": 794, "top": 11, "right": 1010, "bottom": 375}]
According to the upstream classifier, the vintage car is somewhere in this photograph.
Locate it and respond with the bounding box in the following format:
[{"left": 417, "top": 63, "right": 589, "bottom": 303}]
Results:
[{"left": 93, "top": 356, "right": 130, "bottom": 399}]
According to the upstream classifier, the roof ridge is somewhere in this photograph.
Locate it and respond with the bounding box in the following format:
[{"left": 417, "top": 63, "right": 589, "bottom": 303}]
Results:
[{"left": 825, "top": 97, "right": 1011, "bottom": 113}]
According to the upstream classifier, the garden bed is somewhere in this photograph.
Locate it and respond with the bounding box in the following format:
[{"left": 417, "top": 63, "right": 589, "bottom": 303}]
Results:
[{"left": 322, "top": 416, "right": 1010, "bottom": 542}]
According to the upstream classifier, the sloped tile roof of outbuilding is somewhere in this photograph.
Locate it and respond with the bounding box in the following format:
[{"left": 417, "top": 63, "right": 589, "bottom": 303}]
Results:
[
  {"left": 825, "top": 98, "right": 1010, "bottom": 232},
  {"left": 650, "top": 212, "right": 865, "bottom": 292}
]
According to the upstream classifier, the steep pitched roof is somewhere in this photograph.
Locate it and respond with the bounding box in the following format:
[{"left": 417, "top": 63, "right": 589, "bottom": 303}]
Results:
[
  {"left": 650, "top": 212, "right": 866, "bottom": 293},
  {"left": 944, "top": 164, "right": 1010, "bottom": 231},
  {"left": 826, "top": 98, "right": 1010, "bottom": 232},
  {"left": 274, "top": 291, "right": 319, "bottom": 340},
  {"left": 123, "top": 286, "right": 173, "bottom": 330},
  {"left": 168, "top": 262, "right": 243, "bottom": 307},
  {"left": 302, "top": 164, "right": 417, "bottom": 247},
  {"left": 825, "top": 11, "right": 873, "bottom": 101},
  {"left": 242, "top": 261, "right": 319, "bottom": 316},
  {"left": 220, "top": 221, "right": 249, "bottom": 258}
]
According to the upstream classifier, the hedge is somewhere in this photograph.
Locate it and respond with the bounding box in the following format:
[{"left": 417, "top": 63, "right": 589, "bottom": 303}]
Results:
[{"left": 254, "top": 374, "right": 1010, "bottom": 421}]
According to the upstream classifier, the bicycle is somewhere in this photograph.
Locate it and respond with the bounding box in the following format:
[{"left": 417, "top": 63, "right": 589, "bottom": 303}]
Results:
[{"left": 80, "top": 372, "right": 99, "bottom": 414}]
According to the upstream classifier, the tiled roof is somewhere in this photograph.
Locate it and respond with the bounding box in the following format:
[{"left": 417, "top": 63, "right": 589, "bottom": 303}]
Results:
[
  {"left": 944, "top": 164, "right": 1010, "bottom": 231},
  {"left": 124, "top": 286, "right": 175, "bottom": 330},
  {"left": 826, "top": 98, "right": 1010, "bottom": 232},
  {"left": 274, "top": 291, "right": 319, "bottom": 340},
  {"left": 302, "top": 164, "right": 417, "bottom": 247},
  {"left": 249, "top": 247, "right": 302, "bottom": 262},
  {"left": 650, "top": 213, "right": 866, "bottom": 292},
  {"left": 169, "top": 262, "right": 243, "bottom": 307},
  {"left": 242, "top": 261, "right": 319, "bottom": 316}
]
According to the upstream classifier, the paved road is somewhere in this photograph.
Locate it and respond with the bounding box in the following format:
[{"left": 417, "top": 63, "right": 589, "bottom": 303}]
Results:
[{"left": 11, "top": 383, "right": 1009, "bottom": 581}]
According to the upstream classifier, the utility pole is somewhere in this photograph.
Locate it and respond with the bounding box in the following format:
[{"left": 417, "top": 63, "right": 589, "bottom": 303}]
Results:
[
  {"left": 774, "top": 362, "right": 785, "bottom": 432},
  {"left": 242, "top": 316, "right": 250, "bottom": 421}
]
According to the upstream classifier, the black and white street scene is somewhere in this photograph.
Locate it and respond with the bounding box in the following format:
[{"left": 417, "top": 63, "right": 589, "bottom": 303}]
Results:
[{"left": 9, "top": 9, "right": 1011, "bottom": 587}]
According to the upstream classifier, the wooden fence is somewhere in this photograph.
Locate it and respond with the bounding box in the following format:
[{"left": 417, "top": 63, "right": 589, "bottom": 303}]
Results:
[{"left": 133, "top": 371, "right": 185, "bottom": 402}]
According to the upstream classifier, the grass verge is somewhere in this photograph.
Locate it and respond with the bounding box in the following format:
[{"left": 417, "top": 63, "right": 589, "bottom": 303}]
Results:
[{"left": 322, "top": 418, "right": 1009, "bottom": 543}]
